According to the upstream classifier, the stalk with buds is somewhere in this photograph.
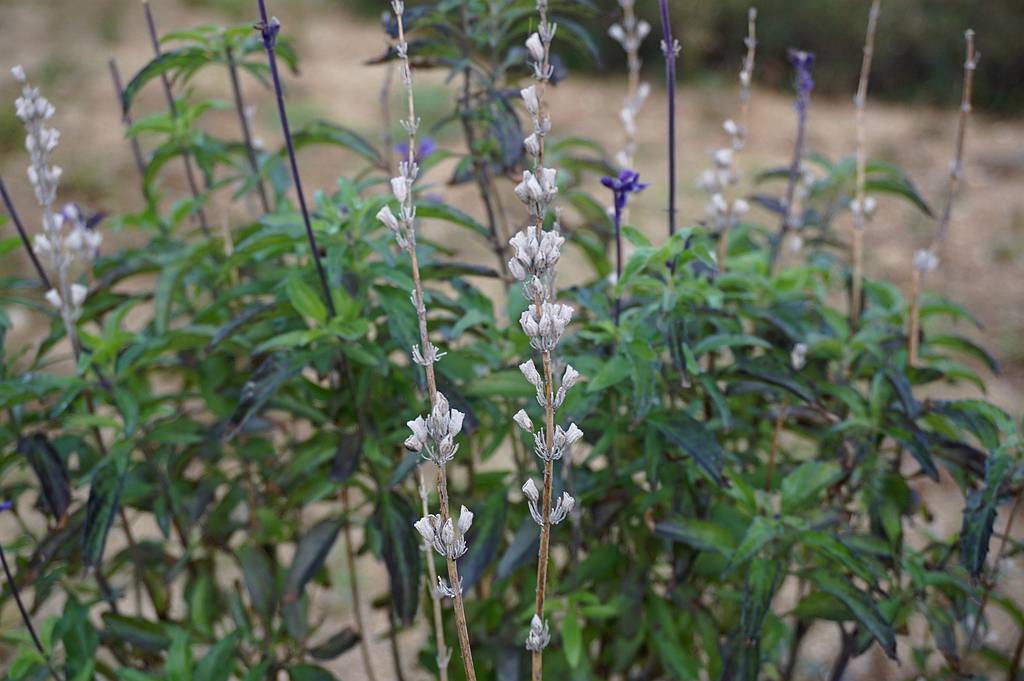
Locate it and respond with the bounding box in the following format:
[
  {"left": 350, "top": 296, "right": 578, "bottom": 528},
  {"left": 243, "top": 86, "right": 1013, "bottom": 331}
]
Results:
[
  {"left": 657, "top": 0, "right": 680, "bottom": 238},
  {"left": 770, "top": 49, "right": 816, "bottom": 272},
  {"left": 608, "top": 0, "right": 650, "bottom": 173},
  {"left": 908, "top": 30, "right": 978, "bottom": 365},
  {"left": 510, "top": 7, "right": 584, "bottom": 680},
  {"left": 376, "top": 3, "right": 475, "bottom": 679},
  {"left": 12, "top": 66, "right": 101, "bottom": 361},
  {"left": 850, "top": 0, "right": 882, "bottom": 327},
  {"left": 698, "top": 8, "right": 757, "bottom": 271}
]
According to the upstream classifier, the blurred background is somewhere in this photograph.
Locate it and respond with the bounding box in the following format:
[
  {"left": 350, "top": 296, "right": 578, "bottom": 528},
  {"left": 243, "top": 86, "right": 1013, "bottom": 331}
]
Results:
[{"left": 0, "top": 0, "right": 1021, "bottom": 408}]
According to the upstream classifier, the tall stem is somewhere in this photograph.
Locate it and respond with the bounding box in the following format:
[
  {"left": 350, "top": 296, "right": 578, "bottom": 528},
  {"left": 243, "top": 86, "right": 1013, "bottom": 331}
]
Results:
[
  {"left": 908, "top": 30, "right": 977, "bottom": 364},
  {"left": 226, "top": 44, "right": 271, "bottom": 214},
  {"left": 141, "top": 0, "right": 211, "bottom": 235},
  {"left": 390, "top": 4, "right": 475, "bottom": 678},
  {"left": 850, "top": 0, "right": 881, "bottom": 328},
  {"left": 0, "top": 177, "right": 51, "bottom": 289},
  {"left": 340, "top": 487, "right": 379, "bottom": 681},
  {"left": 418, "top": 470, "right": 450, "bottom": 681},
  {"left": 771, "top": 98, "right": 809, "bottom": 272},
  {"left": 657, "top": 0, "right": 678, "bottom": 238},
  {"left": 255, "top": 1, "right": 336, "bottom": 318},
  {"left": 0, "top": 541, "right": 64, "bottom": 681},
  {"left": 613, "top": 202, "right": 623, "bottom": 325},
  {"left": 107, "top": 59, "right": 148, "bottom": 181},
  {"left": 532, "top": 338, "right": 556, "bottom": 681}
]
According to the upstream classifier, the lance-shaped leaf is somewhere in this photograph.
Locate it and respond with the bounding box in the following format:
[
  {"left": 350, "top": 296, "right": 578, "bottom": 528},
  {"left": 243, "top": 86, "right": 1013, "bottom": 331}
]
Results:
[
  {"left": 283, "top": 518, "right": 343, "bottom": 604},
  {"left": 960, "top": 445, "right": 1014, "bottom": 577},
  {"left": 287, "top": 119, "right": 384, "bottom": 169},
  {"left": 330, "top": 433, "right": 362, "bottom": 483},
  {"left": 101, "top": 613, "right": 170, "bottom": 652},
  {"left": 375, "top": 491, "right": 421, "bottom": 624},
  {"left": 810, "top": 570, "right": 897, "bottom": 659},
  {"left": 83, "top": 451, "right": 128, "bottom": 567},
  {"left": 651, "top": 413, "right": 727, "bottom": 487},
  {"left": 17, "top": 434, "right": 71, "bottom": 520},
  {"left": 495, "top": 516, "right": 540, "bottom": 581},
  {"left": 309, "top": 627, "right": 360, "bottom": 661},
  {"left": 226, "top": 354, "right": 301, "bottom": 438},
  {"left": 721, "top": 559, "right": 782, "bottom": 681},
  {"left": 237, "top": 546, "right": 276, "bottom": 619}
]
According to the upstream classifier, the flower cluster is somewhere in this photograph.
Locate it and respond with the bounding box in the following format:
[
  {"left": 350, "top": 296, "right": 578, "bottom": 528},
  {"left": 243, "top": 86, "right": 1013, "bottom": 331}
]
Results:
[
  {"left": 14, "top": 66, "right": 100, "bottom": 322},
  {"left": 602, "top": 169, "right": 650, "bottom": 216},
  {"left": 522, "top": 479, "right": 575, "bottom": 527},
  {"left": 525, "top": 614, "right": 551, "bottom": 653},
  {"left": 414, "top": 506, "right": 474, "bottom": 560},
  {"left": 608, "top": 0, "right": 651, "bottom": 168},
  {"left": 913, "top": 248, "right": 939, "bottom": 274},
  {"left": 519, "top": 302, "right": 573, "bottom": 353},
  {"left": 789, "top": 49, "right": 815, "bottom": 118},
  {"left": 404, "top": 393, "right": 465, "bottom": 467},
  {"left": 513, "top": 402, "right": 583, "bottom": 462}
]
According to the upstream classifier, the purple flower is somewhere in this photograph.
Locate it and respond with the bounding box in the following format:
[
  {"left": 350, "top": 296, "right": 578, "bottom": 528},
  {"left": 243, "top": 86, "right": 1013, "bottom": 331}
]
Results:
[
  {"left": 259, "top": 15, "right": 281, "bottom": 50},
  {"left": 396, "top": 137, "right": 437, "bottom": 164},
  {"left": 0, "top": 500, "right": 11, "bottom": 512},
  {"left": 601, "top": 169, "right": 649, "bottom": 214},
  {"left": 788, "top": 49, "right": 815, "bottom": 115}
]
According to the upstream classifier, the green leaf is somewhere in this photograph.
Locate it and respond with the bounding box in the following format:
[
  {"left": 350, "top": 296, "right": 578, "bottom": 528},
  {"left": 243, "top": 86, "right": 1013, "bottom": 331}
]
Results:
[
  {"left": 287, "top": 664, "right": 336, "bottom": 681},
  {"left": 692, "top": 334, "right": 771, "bottom": 357},
  {"left": 780, "top": 461, "right": 842, "bottom": 513},
  {"left": 563, "top": 606, "right": 583, "bottom": 669},
  {"left": 286, "top": 275, "right": 328, "bottom": 324},
  {"left": 237, "top": 546, "right": 275, "bottom": 619},
  {"left": 17, "top": 434, "right": 71, "bottom": 520},
  {"left": 809, "top": 571, "right": 897, "bottom": 659},
  {"left": 375, "top": 491, "right": 421, "bottom": 625},
  {"left": 586, "top": 355, "right": 631, "bottom": 393},
  {"left": 651, "top": 413, "right": 727, "bottom": 486},
  {"left": 960, "top": 445, "right": 1014, "bottom": 576},
  {"left": 195, "top": 634, "right": 239, "bottom": 681},
  {"left": 101, "top": 614, "right": 170, "bottom": 652},
  {"left": 283, "top": 518, "right": 343, "bottom": 604},
  {"left": 653, "top": 518, "right": 735, "bottom": 554},
  {"left": 309, "top": 628, "right": 360, "bottom": 661},
  {"left": 726, "top": 517, "right": 780, "bottom": 575},
  {"left": 122, "top": 47, "right": 214, "bottom": 110},
  {"left": 288, "top": 120, "right": 383, "bottom": 169},
  {"left": 83, "top": 451, "right": 128, "bottom": 567}
]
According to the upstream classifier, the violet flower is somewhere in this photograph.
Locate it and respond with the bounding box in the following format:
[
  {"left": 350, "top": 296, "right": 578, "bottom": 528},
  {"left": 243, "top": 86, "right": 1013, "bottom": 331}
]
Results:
[
  {"left": 0, "top": 500, "right": 11, "bottom": 512},
  {"left": 602, "top": 169, "right": 649, "bottom": 325},
  {"left": 395, "top": 137, "right": 437, "bottom": 164},
  {"left": 789, "top": 49, "right": 815, "bottom": 117}
]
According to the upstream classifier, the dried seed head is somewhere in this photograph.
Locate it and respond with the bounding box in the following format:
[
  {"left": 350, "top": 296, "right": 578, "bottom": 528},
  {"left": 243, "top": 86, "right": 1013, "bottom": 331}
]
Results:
[
  {"left": 525, "top": 615, "right": 551, "bottom": 652},
  {"left": 520, "top": 302, "right": 573, "bottom": 352},
  {"left": 513, "top": 409, "right": 534, "bottom": 432},
  {"left": 404, "top": 393, "right": 466, "bottom": 467}
]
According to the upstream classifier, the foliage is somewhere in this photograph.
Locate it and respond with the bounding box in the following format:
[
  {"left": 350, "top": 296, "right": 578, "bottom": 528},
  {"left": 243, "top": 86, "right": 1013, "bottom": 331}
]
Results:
[{"left": 0, "top": 1, "right": 1021, "bottom": 681}]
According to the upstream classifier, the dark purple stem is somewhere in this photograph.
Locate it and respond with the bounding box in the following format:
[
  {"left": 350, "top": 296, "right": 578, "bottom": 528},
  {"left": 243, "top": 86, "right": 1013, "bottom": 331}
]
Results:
[
  {"left": 658, "top": 0, "right": 678, "bottom": 238},
  {"left": 256, "top": 0, "right": 336, "bottom": 318},
  {"left": 108, "top": 58, "right": 148, "bottom": 181},
  {"left": 142, "top": 0, "right": 211, "bottom": 235},
  {"left": 613, "top": 201, "right": 623, "bottom": 325},
  {"left": 0, "top": 177, "right": 52, "bottom": 290},
  {"left": 0, "top": 541, "right": 62, "bottom": 681},
  {"left": 226, "top": 43, "right": 272, "bottom": 214}
]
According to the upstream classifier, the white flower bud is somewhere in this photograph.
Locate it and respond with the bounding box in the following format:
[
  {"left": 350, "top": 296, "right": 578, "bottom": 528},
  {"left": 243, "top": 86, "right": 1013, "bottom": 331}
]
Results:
[
  {"left": 526, "top": 32, "right": 545, "bottom": 64},
  {"left": 791, "top": 342, "right": 808, "bottom": 371},
  {"left": 457, "top": 505, "right": 474, "bottom": 535},
  {"left": 522, "top": 478, "right": 540, "bottom": 503},
  {"left": 513, "top": 409, "right": 534, "bottom": 432},
  {"left": 45, "top": 288, "right": 61, "bottom": 308},
  {"left": 70, "top": 283, "right": 87, "bottom": 308}
]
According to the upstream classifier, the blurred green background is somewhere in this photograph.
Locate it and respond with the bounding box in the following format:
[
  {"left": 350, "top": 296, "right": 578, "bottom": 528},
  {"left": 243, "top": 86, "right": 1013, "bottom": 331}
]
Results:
[{"left": 338, "top": 0, "right": 1024, "bottom": 113}]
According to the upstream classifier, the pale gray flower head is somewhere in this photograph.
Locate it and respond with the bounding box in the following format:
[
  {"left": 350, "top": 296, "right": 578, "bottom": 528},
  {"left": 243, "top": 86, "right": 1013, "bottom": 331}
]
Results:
[
  {"left": 525, "top": 615, "right": 551, "bottom": 652},
  {"left": 534, "top": 422, "right": 583, "bottom": 462},
  {"left": 521, "top": 85, "right": 540, "bottom": 117},
  {"left": 526, "top": 32, "right": 545, "bottom": 64},
  {"left": 404, "top": 393, "right": 465, "bottom": 466},
  {"left": 850, "top": 196, "right": 878, "bottom": 221},
  {"left": 436, "top": 576, "right": 459, "bottom": 599},
  {"left": 377, "top": 205, "right": 410, "bottom": 249},
  {"left": 553, "top": 363, "right": 582, "bottom": 409},
  {"left": 549, "top": 492, "right": 575, "bottom": 525},
  {"left": 513, "top": 408, "right": 534, "bottom": 432},
  {"left": 515, "top": 167, "right": 558, "bottom": 219},
  {"left": 519, "top": 359, "right": 548, "bottom": 407},
  {"left": 791, "top": 342, "right": 808, "bottom": 371},
  {"left": 414, "top": 510, "right": 470, "bottom": 560},
  {"left": 508, "top": 225, "right": 564, "bottom": 284},
  {"left": 11, "top": 65, "right": 26, "bottom": 83},
  {"left": 412, "top": 341, "right": 446, "bottom": 367},
  {"left": 520, "top": 302, "right": 573, "bottom": 352},
  {"left": 390, "top": 175, "right": 411, "bottom": 204},
  {"left": 913, "top": 248, "right": 939, "bottom": 274},
  {"left": 522, "top": 478, "right": 540, "bottom": 503}
]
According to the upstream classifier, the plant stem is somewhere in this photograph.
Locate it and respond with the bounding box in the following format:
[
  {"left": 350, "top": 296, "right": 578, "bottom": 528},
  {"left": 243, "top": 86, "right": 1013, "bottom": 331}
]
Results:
[
  {"left": 908, "top": 30, "right": 977, "bottom": 364},
  {"left": 0, "top": 176, "right": 52, "bottom": 289},
  {"left": 418, "top": 469, "right": 451, "bottom": 681},
  {"left": 0, "top": 541, "right": 65, "bottom": 681},
  {"left": 107, "top": 59, "right": 148, "bottom": 181},
  {"left": 532, "top": 339, "right": 556, "bottom": 681},
  {"left": 657, "top": 0, "right": 678, "bottom": 238},
  {"left": 255, "top": 1, "right": 336, "bottom": 318},
  {"left": 141, "top": 0, "right": 211, "bottom": 236},
  {"left": 771, "top": 88, "right": 810, "bottom": 273},
  {"left": 340, "top": 487, "right": 379, "bottom": 681},
  {"left": 613, "top": 200, "right": 623, "bottom": 325},
  {"left": 850, "top": 0, "right": 881, "bottom": 328},
  {"left": 390, "top": 4, "right": 476, "bottom": 677},
  {"left": 225, "top": 43, "right": 271, "bottom": 214}
]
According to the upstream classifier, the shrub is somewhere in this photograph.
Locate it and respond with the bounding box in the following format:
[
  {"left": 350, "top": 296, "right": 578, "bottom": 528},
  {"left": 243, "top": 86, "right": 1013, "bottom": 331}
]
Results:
[{"left": 0, "top": 1, "right": 1020, "bottom": 681}]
